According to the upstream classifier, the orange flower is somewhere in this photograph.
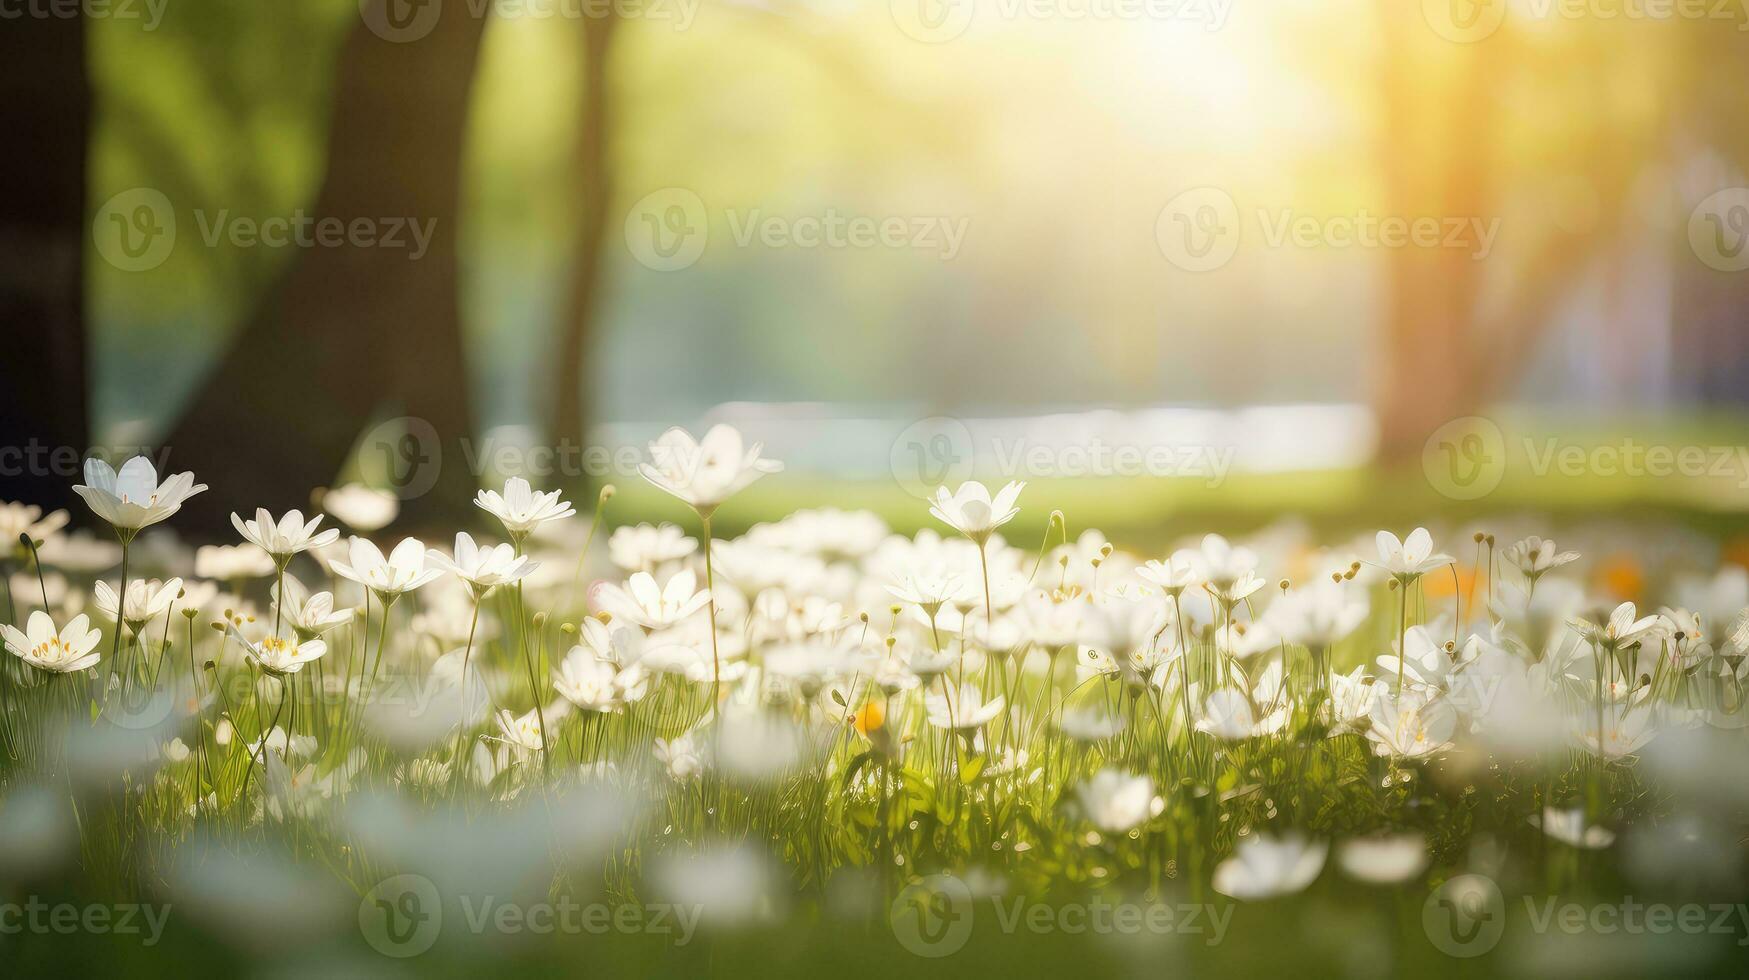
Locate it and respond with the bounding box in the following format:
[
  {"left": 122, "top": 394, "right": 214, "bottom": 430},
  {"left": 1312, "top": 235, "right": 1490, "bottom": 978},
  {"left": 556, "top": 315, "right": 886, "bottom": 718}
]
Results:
[
  {"left": 1421, "top": 563, "right": 1477, "bottom": 601},
  {"left": 1592, "top": 554, "right": 1644, "bottom": 604},
  {"left": 853, "top": 699, "right": 886, "bottom": 738}
]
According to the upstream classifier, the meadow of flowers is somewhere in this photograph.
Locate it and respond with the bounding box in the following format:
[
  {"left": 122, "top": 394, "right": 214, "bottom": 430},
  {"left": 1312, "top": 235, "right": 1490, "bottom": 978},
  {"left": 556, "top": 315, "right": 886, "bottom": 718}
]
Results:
[{"left": 2, "top": 424, "right": 1748, "bottom": 976}]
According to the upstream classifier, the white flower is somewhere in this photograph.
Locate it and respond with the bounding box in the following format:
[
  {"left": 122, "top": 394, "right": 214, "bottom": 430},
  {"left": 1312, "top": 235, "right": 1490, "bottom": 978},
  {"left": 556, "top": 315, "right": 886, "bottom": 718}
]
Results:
[
  {"left": 925, "top": 683, "right": 1005, "bottom": 730},
  {"left": 228, "top": 626, "right": 326, "bottom": 676},
  {"left": 195, "top": 543, "right": 275, "bottom": 580},
  {"left": 1, "top": 611, "right": 103, "bottom": 673},
  {"left": 1076, "top": 770, "right": 1162, "bottom": 833},
  {"left": 475, "top": 477, "right": 575, "bottom": 539},
  {"left": 1572, "top": 704, "right": 1657, "bottom": 760},
  {"left": 230, "top": 508, "right": 340, "bottom": 562},
  {"left": 271, "top": 576, "right": 354, "bottom": 640},
  {"left": 654, "top": 733, "right": 703, "bottom": 782},
  {"left": 1197, "top": 686, "right": 1290, "bottom": 741},
  {"left": 1504, "top": 536, "right": 1579, "bottom": 580},
  {"left": 73, "top": 456, "right": 206, "bottom": 532},
  {"left": 1213, "top": 834, "right": 1327, "bottom": 900},
  {"left": 608, "top": 523, "right": 697, "bottom": 573},
  {"left": 886, "top": 572, "right": 977, "bottom": 618},
  {"left": 1372, "top": 528, "right": 1452, "bottom": 580},
  {"left": 929, "top": 481, "right": 1024, "bottom": 543},
  {"left": 1366, "top": 689, "right": 1456, "bottom": 759},
  {"left": 94, "top": 577, "right": 182, "bottom": 631},
  {"left": 330, "top": 537, "right": 444, "bottom": 600},
  {"left": 493, "top": 708, "right": 548, "bottom": 754},
  {"left": 320, "top": 484, "right": 398, "bottom": 532},
  {"left": 0, "top": 503, "right": 68, "bottom": 551},
  {"left": 1190, "top": 534, "right": 1258, "bottom": 592},
  {"left": 1337, "top": 834, "right": 1428, "bottom": 885},
  {"left": 1538, "top": 806, "right": 1615, "bottom": 849},
  {"left": 552, "top": 645, "right": 646, "bottom": 712},
  {"left": 1267, "top": 579, "right": 1368, "bottom": 648},
  {"left": 1569, "top": 601, "right": 1664, "bottom": 651},
  {"left": 1137, "top": 554, "right": 1202, "bottom": 595},
  {"left": 427, "top": 532, "right": 539, "bottom": 597},
  {"left": 591, "top": 569, "right": 711, "bottom": 629},
  {"left": 1325, "top": 666, "right": 1377, "bottom": 734},
  {"left": 639, "top": 424, "right": 783, "bottom": 515}
]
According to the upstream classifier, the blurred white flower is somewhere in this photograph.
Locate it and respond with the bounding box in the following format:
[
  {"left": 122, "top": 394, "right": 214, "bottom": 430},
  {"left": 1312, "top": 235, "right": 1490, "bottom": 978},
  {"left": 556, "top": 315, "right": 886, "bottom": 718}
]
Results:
[
  {"left": 319, "top": 483, "right": 397, "bottom": 532},
  {"left": 195, "top": 543, "right": 275, "bottom": 580},
  {"left": 1337, "top": 834, "right": 1427, "bottom": 884},
  {"left": 1538, "top": 806, "right": 1615, "bottom": 849},
  {"left": 608, "top": 522, "right": 698, "bottom": 572},
  {"left": 1213, "top": 834, "right": 1327, "bottom": 900},
  {"left": 1076, "top": 770, "right": 1161, "bottom": 833},
  {"left": 925, "top": 683, "right": 1005, "bottom": 730}
]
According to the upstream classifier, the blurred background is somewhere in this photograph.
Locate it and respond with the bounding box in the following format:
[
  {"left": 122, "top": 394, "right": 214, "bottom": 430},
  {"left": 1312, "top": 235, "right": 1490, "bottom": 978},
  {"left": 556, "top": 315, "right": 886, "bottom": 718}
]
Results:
[{"left": 5, "top": 0, "right": 1749, "bottom": 537}]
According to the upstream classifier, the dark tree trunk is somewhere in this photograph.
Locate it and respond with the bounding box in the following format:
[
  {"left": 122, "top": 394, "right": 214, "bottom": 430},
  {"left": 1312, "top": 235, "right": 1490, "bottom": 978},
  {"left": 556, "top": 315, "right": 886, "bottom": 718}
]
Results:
[
  {"left": 552, "top": 15, "right": 618, "bottom": 472},
  {"left": 0, "top": 14, "right": 88, "bottom": 512},
  {"left": 164, "top": 1, "right": 488, "bottom": 533}
]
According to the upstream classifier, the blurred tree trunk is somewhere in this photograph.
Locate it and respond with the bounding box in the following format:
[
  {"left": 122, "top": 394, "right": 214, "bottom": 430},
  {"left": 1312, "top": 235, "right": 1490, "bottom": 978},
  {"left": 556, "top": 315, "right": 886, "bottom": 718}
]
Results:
[
  {"left": 1374, "top": 4, "right": 1495, "bottom": 462},
  {"left": 551, "top": 15, "right": 618, "bottom": 473},
  {"left": 165, "top": 2, "right": 488, "bottom": 532},
  {"left": 0, "top": 15, "right": 87, "bottom": 512}
]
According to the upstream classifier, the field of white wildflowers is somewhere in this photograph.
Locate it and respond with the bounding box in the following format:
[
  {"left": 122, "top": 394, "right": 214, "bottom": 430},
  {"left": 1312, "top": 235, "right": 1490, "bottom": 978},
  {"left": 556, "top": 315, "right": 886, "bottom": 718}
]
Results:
[{"left": 2, "top": 424, "right": 1748, "bottom": 977}]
